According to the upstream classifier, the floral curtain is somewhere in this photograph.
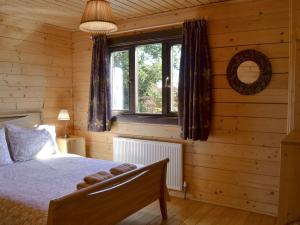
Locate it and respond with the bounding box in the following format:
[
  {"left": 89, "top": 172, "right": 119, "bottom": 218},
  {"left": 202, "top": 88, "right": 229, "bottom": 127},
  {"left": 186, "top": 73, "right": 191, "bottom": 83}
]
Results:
[
  {"left": 87, "top": 35, "right": 111, "bottom": 132},
  {"left": 178, "top": 20, "right": 212, "bottom": 141}
]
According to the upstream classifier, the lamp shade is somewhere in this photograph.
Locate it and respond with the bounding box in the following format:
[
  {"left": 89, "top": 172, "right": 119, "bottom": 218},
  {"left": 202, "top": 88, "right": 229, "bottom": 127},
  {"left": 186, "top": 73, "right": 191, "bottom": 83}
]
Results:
[
  {"left": 79, "top": 0, "right": 117, "bottom": 34},
  {"left": 58, "top": 109, "right": 70, "bottom": 121}
]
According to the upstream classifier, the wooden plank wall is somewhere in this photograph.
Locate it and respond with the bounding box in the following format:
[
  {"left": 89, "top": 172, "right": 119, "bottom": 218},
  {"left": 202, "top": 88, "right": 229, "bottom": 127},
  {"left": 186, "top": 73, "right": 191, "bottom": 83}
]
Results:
[
  {"left": 72, "top": 0, "right": 289, "bottom": 216},
  {"left": 297, "top": 1, "right": 300, "bottom": 77},
  {"left": 277, "top": 1, "right": 300, "bottom": 224},
  {"left": 294, "top": 0, "right": 300, "bottom": 129},
  {"left": 0, "top": 13, "right": 73, "bottom": 135}
]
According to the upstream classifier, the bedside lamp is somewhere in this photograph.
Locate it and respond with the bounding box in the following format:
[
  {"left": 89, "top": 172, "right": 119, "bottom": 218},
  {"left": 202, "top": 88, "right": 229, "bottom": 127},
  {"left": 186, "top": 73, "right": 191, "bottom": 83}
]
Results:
[{"left": 58, "top": 109, "right": 70, "bottom": 138}]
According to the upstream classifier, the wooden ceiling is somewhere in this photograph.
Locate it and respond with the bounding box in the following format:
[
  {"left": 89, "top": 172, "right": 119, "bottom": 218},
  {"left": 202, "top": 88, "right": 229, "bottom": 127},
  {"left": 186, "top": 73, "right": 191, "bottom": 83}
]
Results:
[{"left": 0, "top": 0, "right": 230, "bottom": 30}]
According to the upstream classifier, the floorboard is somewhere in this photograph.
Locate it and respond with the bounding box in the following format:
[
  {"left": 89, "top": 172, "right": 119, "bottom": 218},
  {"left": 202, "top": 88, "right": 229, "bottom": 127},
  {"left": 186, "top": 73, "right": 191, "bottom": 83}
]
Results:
[{"left": 118, "top": 197, "right": 277, "bottom": 225}]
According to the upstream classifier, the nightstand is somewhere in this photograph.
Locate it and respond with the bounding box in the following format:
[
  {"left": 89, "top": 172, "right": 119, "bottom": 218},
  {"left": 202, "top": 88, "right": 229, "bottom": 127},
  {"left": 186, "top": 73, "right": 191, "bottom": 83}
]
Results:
[{"left": 56, "top": 136, "right": 86, "bottom": 157}]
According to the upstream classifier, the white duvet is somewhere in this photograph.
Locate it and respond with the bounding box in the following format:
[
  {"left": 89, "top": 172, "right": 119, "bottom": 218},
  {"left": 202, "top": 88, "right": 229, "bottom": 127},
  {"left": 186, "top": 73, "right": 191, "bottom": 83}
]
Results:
[{"left": 0, "top": 154, "right": 126, "bottom": 225}]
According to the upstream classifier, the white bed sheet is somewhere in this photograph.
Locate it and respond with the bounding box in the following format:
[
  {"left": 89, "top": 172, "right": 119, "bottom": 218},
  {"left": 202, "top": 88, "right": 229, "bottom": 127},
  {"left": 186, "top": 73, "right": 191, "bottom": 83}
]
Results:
[{"left": 0, "top": 154, "right": 128, "bottom": 225}]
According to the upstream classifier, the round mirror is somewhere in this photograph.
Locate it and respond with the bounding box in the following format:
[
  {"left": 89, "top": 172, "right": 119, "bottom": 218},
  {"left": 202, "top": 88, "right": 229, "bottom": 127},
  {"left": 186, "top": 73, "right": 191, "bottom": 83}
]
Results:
[
  {"left": 237, "top": 61, "right": 260, "bottom": 84},
  {"left": 226, "top": 49, "right": 272, "bottom": 95}
]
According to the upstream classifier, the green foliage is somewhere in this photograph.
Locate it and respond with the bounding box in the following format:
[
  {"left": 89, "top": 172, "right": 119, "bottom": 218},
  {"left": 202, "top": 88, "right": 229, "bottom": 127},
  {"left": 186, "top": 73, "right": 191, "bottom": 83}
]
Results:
[{"left": 136, "top": 43, "right": 162, "bottom": 113}]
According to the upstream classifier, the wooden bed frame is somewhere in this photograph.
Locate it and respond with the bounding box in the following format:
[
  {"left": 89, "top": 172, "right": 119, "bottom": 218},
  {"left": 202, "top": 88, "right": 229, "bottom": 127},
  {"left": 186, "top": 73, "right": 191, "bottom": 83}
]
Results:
[
  {"left": 47, "top": 158, "right": 169, "bottom": 225},
  {"left": 0, "top": 113, "right": 169, "bottom": 224}
]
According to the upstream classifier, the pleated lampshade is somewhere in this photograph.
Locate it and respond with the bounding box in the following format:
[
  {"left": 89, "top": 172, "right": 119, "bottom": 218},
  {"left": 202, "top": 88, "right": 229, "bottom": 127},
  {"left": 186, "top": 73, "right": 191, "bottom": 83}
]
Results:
[
  {"left": 79, "top": 0, "right": 117, "bottom": 34},
  {"left": 57, "top": 109, "right": 70, "bottom": 121}
]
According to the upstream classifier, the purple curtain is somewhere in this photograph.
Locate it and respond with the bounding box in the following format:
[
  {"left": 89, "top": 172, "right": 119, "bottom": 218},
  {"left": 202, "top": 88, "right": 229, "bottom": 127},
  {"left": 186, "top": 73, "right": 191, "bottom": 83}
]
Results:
[
  {"left": 178, "top": 20, "right": 212, "bottom": 141},
  {"left": 87, "top": 35, "right": 111, "bottom": 132}
]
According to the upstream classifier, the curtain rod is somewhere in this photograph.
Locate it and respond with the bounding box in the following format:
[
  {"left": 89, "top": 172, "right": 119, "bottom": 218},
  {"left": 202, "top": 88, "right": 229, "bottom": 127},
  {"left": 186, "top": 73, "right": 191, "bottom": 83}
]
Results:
[
  {"left": 109, "top": 16, "right": 209, "bottom": 37},
  {"left": 87, "top": 17, "right": 209, "bottom": 38}
]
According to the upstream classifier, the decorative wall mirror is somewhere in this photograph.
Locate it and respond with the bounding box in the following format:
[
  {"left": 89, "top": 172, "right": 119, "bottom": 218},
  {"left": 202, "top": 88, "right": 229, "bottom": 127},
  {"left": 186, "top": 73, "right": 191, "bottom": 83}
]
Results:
[{"left": 226, "top": 49, "right": 272, "bottom": 95}]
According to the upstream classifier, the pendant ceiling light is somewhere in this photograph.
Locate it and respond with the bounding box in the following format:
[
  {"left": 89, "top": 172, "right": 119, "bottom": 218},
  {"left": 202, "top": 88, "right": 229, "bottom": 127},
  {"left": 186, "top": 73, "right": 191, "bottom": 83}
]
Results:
[{"left": 80, "top": 0, "right": 117, "bottom": 34}]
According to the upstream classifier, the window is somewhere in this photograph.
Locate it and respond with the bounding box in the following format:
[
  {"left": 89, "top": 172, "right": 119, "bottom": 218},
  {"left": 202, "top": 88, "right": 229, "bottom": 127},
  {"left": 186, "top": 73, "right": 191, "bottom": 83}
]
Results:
[
  {"left": 109, "top": 29, "right": 182, "bottom": 123},
  {"left": 136, "top": 43, "right": 162, "bottom": 114},
  {"left": 111, "top": 50, "right": 129, "bottom": 111},
  {"left": 170, "top": 44, "right": 181, "bottom": 112}
]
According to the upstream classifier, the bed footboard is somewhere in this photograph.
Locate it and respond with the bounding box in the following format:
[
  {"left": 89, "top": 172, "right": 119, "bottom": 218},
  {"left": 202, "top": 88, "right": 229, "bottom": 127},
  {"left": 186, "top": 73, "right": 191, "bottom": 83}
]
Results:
[{"left": 47, "top": 159, "right": 169, "bottom": 225}]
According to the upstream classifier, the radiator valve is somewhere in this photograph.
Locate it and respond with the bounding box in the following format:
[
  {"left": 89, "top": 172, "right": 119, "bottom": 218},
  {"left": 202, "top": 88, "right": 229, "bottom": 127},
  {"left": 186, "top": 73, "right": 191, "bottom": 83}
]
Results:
[{"left": 183, "top": 181, "right": 188, "bottom": 200}]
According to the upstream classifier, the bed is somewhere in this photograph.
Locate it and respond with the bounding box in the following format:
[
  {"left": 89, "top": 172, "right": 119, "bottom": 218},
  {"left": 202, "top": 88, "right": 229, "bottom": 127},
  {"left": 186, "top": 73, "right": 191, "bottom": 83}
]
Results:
[{"left": 0, "top": 113, "right": 169, "bottom": 225}]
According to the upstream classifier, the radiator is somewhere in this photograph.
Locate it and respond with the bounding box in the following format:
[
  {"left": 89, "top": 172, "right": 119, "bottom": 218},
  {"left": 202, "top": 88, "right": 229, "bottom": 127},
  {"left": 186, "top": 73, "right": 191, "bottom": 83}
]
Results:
[{"left": 113, "top": 137, "right": 183, "bottom": 191}]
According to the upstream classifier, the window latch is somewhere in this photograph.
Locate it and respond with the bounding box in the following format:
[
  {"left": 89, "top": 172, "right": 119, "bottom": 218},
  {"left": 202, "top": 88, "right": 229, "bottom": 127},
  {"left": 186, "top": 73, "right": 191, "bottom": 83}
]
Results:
[{"left": 165, "top": 77, "right": 170, "bottom": 88}]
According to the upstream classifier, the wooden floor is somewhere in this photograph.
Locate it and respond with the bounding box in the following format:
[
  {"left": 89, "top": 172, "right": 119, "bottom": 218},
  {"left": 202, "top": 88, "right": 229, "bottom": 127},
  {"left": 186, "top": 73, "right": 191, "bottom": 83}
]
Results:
[{"left": 119, "top": 197, "right": 277, "bottom": 225}]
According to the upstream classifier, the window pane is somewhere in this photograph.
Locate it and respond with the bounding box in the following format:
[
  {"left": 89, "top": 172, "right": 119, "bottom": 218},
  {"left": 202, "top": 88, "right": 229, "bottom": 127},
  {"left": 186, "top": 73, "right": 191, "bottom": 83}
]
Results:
[
  {"left": 136, "top": 43, "right": 162, "bottom": 114},
  {"left": 111, "top": 50, "right": 129, "bottom": 111},
  {"left": 171, "top": 44, "right": 181, "bottom": 112}
]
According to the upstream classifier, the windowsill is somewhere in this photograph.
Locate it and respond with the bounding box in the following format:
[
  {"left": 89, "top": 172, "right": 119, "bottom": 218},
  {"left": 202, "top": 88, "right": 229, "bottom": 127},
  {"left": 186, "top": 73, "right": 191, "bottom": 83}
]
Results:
[{"left": 114, "top": 114, "right": 178, "bottom": 125}]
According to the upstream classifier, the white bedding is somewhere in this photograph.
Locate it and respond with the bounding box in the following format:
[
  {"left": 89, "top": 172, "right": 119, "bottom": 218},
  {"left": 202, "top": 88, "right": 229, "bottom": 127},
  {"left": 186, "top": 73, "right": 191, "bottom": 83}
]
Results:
[{"left": 0, "top": 154, "right": 128, "bottom": 225}]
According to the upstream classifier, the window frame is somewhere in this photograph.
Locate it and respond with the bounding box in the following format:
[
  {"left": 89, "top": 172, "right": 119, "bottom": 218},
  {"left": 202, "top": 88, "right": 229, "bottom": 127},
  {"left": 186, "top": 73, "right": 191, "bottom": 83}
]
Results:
[{"left": 108, "top": 28, "right": 182, "bottom": 124}]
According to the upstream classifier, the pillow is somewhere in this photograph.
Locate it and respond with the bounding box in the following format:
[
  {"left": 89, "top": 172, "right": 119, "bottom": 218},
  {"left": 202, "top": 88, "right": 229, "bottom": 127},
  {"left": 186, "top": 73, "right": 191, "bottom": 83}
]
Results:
[
  {"left": 0, "top": 128, "right": 13, "bottom": 166},
  {"left": 5, "top": 124, "right": 57, "bottom": 162},
  {"left": 36, "top": 125, "right": 59, "bottom": 154}
]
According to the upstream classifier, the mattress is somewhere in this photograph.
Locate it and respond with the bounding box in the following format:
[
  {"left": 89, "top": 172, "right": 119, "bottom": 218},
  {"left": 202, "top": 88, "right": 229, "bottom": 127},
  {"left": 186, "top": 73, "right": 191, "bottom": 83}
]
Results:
[{"left": 0, "top": 154, "right": 128, "bottom": 225}]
